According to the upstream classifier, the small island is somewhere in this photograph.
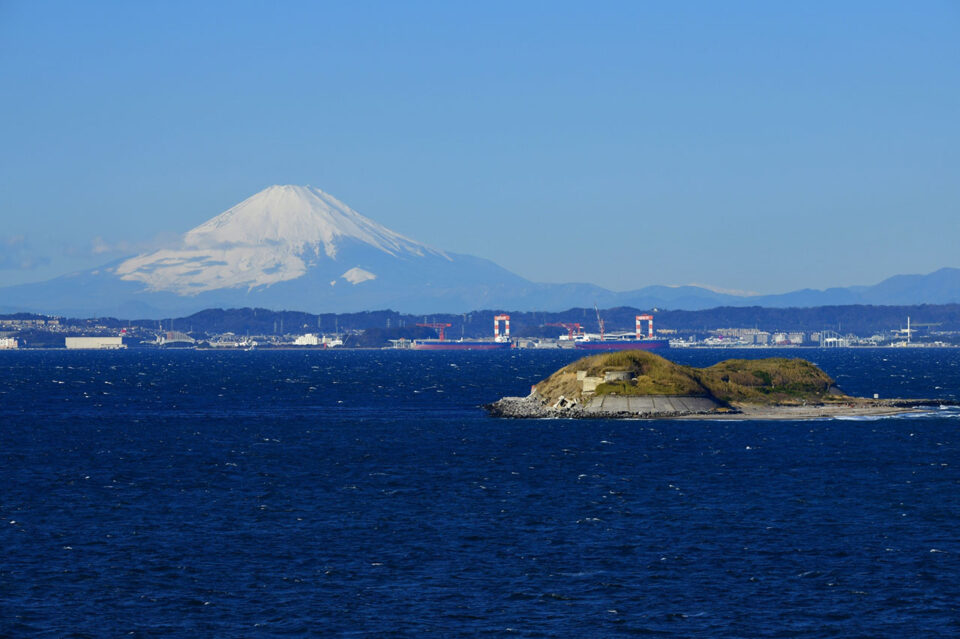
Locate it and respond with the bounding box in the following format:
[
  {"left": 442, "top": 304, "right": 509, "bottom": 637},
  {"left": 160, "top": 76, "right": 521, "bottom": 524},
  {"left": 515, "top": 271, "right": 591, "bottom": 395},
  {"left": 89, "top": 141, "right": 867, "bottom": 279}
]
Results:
[{"left": 487, "top": 351, "right": 941, "bottom": 420}]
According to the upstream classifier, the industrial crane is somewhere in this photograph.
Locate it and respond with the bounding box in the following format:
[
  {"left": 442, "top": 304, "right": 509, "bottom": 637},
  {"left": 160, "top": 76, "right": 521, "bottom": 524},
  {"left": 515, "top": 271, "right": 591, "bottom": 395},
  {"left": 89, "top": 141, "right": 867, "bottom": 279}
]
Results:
[
  {"left": 545, "top": 322, "right": 583, "bottom": 340},
  {"left": 416, "top": 322, "right": 452, "bottom": 341}
]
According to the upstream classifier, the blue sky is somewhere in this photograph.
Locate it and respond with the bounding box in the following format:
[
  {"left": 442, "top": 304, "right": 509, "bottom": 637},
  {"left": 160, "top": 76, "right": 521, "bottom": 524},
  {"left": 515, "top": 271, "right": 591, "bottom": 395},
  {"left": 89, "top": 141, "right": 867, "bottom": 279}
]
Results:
[{"left": 1, "top": 1, "right": 957, "bottom": 294}]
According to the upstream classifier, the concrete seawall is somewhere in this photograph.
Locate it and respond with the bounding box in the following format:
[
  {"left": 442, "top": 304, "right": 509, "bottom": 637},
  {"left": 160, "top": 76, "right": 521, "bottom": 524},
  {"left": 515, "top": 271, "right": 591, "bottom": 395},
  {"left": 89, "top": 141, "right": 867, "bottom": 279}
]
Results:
[
  {"left": 583, "top": 395, "right": 721, "bottom": 415},
  {"left": 486, "top": 393, "right": 723, "bottom": 419},
  {"left": 485, "top": 393, "right": 950, "bottom": 420}
]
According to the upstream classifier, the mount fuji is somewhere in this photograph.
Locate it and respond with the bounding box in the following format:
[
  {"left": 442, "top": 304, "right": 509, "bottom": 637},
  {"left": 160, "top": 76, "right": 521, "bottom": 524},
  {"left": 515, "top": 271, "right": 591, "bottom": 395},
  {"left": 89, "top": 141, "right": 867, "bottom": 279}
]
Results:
[
  {"left": 0, "top": 185, "right": 614, "bottom": 317},
  {"left": 4, "top": 185, "right": 960, "bottom": 318},
  {"left": 113, "top": 185, "right": 453, "bottom": 297}
]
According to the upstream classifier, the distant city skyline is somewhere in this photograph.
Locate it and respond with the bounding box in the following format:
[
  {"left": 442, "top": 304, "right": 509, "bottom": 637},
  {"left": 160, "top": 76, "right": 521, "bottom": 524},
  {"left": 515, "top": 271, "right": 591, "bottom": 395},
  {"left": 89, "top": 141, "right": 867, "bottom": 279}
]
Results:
[{"left": 1, "top": 1, "right": 957, "bottom": 294}]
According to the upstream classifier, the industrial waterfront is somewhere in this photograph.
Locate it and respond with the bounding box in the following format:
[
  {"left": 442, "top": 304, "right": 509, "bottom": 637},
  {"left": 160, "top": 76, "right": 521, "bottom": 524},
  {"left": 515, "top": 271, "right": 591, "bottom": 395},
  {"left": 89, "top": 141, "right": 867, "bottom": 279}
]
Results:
[{"left": 0, "top": 309, "right": 954, "bottom": 351}]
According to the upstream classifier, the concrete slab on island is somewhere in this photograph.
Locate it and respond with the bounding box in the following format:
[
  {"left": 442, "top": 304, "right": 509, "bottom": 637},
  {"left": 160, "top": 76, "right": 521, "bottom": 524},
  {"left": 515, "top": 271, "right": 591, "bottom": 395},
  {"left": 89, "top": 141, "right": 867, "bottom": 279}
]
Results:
[
  {"left": 584, "top": 395, "right": 721, "bottom": 415},
  {"left": 485, "top": 393, "right": 948, "bottom": 420}
]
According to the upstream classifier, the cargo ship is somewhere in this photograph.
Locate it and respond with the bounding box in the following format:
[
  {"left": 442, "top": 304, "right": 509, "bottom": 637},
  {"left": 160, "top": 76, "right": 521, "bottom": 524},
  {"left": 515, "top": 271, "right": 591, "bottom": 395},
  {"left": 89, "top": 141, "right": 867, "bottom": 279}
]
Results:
[
  {"left": 574, "top": 336, "right": 670, "bottom": 351},
  {"left": 411, "top": 339, "right": 512, "bottom": 351},
  {"left": 411, "top": 314, "right": 514, "bottom": 351},
  {"left": 571, "top": 311, "right": 670, "bottom": 351}
]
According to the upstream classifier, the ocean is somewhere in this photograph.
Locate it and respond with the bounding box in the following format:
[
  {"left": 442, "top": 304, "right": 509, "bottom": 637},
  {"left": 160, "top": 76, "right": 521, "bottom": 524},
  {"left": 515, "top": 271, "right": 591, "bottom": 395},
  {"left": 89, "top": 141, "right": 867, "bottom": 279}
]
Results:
[{"left": 2, "top": 348, "right": 959, "bottom": 637}]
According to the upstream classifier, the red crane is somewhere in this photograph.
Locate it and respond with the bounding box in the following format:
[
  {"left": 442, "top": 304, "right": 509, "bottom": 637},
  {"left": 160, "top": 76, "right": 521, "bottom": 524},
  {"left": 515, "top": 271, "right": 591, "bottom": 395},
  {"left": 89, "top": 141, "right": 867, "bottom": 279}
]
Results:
[
  {"left": 417, "top": 322, "right": 452, "bottom": 341},
  {"left": 546, "top": 322, "right": 583, "bottom": 340}
]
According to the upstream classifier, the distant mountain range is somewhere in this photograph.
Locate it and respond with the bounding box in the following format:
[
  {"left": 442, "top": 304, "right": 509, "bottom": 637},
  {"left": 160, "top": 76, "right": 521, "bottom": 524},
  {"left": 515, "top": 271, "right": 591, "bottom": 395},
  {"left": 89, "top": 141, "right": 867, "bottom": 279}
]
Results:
[{"left": 2, "top": 184, "right": 960, "bottom": 318}]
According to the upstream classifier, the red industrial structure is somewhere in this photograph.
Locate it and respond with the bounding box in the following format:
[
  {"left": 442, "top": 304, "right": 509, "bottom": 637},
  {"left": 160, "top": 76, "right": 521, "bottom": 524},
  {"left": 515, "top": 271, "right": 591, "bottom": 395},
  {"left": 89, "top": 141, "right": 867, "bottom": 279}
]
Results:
[
  {"left": 636, "top": 314, "right": 654, "bottom": 339},
  {"left": 493, "top": 315, "right": 510, "bottom": 342},
  {"left": 546, "top": 322, "right": 583, "bottom": 340},
  {"left": 416, "top": 322, "right": 452, "bottom": 341},
  {"left": 494, "top": 314, "right": 510, "bottom": 342}
]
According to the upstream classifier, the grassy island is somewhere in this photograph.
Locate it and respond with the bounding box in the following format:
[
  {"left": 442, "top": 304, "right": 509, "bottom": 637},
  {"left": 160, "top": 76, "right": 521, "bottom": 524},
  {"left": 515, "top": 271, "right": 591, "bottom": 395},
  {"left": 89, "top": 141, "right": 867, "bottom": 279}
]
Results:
[
  {"left": 535, "top": 351, "right": 843, "bottom": 407},
  {"left": 487, "top": 350, "right": 942, "bottom": 419}
]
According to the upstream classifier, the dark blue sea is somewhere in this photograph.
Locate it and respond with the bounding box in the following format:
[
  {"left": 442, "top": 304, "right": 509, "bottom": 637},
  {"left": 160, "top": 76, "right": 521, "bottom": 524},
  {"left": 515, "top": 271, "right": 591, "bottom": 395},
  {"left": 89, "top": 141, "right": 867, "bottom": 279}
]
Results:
[{"left": 2, "top": 348, "right": 959, "bottom": 637}]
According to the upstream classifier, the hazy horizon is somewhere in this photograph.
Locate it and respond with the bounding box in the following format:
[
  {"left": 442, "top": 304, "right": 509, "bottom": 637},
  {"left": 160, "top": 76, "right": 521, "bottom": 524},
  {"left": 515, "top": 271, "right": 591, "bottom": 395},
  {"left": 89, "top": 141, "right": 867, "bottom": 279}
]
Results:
[{"left": 2, "top": 2, "right": 958, "bottom": 295}]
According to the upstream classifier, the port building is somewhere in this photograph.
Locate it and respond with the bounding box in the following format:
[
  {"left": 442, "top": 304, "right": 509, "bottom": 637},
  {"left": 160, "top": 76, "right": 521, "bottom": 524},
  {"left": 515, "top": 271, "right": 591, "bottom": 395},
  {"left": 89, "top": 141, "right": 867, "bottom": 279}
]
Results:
[
  {"left": 293, "top": 333, "right": 343, "bottom": 347},
  {"left": 65, "top": 337, "right": 126, "bottom": 350}
]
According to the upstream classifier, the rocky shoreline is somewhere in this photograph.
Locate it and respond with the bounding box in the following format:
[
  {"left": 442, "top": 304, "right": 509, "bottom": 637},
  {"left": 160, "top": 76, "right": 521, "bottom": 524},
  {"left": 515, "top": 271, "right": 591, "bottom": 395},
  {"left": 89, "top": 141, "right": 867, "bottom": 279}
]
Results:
[
  {"left": 485, "top": 393, "right": 949, "bottom": 420},
  {"left": 485, "top": 393, "right": 721, "bottom": 419}
]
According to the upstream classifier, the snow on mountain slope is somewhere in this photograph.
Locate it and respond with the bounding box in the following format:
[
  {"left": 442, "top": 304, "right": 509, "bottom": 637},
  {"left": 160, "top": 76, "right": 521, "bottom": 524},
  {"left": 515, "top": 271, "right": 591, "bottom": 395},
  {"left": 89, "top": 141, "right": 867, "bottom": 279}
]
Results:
[
  {"left": 114, "top": 185, "right": 446, "bottom": 294},
  {"left": 8, "top": 183, "right": 959, "bottom": 318},
  {"left": 340, "top": 267, "right": 377, "bottom": 285}
]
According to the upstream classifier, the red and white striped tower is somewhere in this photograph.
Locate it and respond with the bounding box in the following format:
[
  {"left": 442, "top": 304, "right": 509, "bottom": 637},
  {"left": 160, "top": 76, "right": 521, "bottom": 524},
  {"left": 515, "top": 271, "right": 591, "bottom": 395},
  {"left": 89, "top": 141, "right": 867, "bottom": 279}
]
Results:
[
  {"left": 636, "top": 314, "right": 654, "bottom": 339},
  {"left": 494, "top": 314, "right": 510, "bottom": 342}
]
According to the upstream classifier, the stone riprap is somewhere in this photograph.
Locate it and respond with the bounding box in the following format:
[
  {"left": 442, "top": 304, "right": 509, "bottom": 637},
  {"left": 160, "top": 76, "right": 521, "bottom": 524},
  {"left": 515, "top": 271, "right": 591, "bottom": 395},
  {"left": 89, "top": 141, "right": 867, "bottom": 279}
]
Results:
[
  {"left": 485, "top": 393, "right": 723, "bottom": 419},
  {"left": 485, "top": 392, "right": 946, "bottom": 420}
]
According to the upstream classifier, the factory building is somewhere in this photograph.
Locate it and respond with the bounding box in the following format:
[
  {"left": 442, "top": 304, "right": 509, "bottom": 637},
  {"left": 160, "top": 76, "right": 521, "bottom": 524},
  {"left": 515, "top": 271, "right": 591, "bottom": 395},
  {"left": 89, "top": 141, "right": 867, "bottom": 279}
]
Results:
[
  {"left": 293, "top": 333, "right": 343, "bottom": 347},
  {"left": 65, "top": 336, "right": 126, "bottom": 350}
]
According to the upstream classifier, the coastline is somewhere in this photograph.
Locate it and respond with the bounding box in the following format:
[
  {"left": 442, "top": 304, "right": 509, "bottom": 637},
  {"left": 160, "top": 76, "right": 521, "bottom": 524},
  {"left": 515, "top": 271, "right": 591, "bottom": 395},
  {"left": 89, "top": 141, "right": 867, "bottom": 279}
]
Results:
[
  {"left": 678, "top": 402, "right": 938, "bottom": 420},
  {"left": 486, "top": 394, "right": 948, "bottom": 421}
]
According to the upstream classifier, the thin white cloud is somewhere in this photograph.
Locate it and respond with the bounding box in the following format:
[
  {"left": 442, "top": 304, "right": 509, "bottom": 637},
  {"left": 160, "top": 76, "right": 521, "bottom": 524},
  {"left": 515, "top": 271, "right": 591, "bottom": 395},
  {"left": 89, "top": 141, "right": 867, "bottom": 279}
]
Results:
[
  {"left": 681, "top": 283, "right": 760, "bottom": 297},
  {"left": 64, "top": 233, "right": 182, "bottom": 259},
  {"left": 91, "top": 236, "right": 115, "bottom": 255},
  {"left": 0, "top": 234, "right": 50, "bottom": 270}
]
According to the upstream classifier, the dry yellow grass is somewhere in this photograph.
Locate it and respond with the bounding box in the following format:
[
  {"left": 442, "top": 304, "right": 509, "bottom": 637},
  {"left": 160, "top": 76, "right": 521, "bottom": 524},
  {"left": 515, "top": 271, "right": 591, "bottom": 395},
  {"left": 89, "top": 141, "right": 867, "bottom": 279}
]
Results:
[{"left": 534, "top": 351, "right": 845, "bottom": 406}]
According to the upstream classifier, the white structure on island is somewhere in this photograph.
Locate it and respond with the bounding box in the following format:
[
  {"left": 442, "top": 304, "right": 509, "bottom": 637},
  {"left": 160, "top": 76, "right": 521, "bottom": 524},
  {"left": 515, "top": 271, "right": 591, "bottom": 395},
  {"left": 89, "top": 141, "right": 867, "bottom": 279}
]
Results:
[{"left": 0, "top": 337, "right": 18, "bottom": 349}]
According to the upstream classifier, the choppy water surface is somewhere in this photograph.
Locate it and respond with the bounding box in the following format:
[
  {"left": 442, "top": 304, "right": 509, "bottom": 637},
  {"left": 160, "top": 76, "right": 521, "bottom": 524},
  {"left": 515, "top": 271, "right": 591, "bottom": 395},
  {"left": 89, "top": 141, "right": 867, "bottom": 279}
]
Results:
[{"left": 2, "top": 348, "right": 959, "bottom": 637}]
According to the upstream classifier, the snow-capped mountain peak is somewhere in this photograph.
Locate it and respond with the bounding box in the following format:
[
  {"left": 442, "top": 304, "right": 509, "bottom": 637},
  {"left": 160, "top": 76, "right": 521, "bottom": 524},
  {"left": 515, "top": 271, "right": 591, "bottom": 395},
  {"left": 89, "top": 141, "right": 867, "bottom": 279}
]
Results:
[
  {"left": 183, "top": 185, "right": 441, "bottom": 259},
  {"left": 113, "top": 185, "right": 446, "bottom": 295}
]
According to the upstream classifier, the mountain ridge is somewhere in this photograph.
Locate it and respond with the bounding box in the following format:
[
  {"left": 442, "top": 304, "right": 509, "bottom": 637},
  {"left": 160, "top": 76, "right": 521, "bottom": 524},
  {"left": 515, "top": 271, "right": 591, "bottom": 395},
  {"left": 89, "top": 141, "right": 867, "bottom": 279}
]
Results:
[{"left": 1, "top": 185, "right": 960, "bottom": 317}]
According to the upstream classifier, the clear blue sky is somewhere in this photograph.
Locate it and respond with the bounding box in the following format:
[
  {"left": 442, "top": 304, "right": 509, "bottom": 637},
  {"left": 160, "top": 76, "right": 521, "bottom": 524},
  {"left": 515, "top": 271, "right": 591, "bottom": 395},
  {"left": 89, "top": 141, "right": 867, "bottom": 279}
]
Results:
[{"left": 1, "top": 1, "right": 957, "bottom": 294}]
